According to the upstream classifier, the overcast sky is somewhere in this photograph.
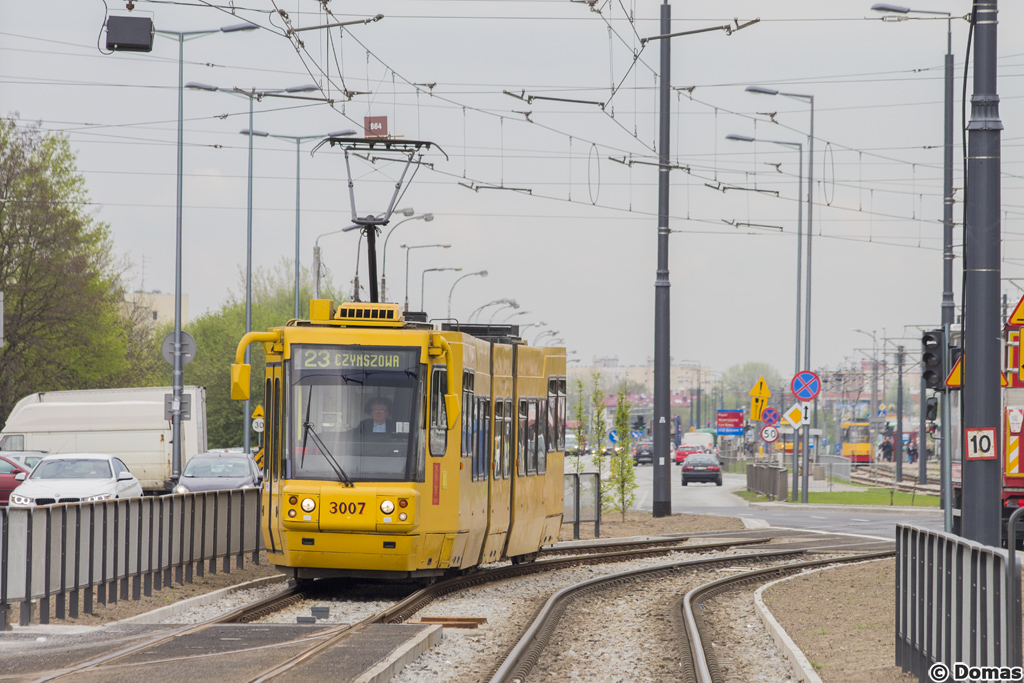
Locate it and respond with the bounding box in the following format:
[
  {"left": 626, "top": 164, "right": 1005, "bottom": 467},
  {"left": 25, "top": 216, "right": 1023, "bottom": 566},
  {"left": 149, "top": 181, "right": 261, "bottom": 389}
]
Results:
[{"left": 3, "top": 1, "right": 1021, "bottom": 382}]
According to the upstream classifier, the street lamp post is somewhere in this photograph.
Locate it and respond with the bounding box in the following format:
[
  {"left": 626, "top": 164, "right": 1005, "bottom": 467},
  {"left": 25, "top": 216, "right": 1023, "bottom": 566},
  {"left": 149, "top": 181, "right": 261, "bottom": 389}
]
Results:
[
  {"left": 870, "top": 3, "right": 957, "bottom": 532},
  {"left": 448, "top": 270, "right": 489, "bottom": 319},
  {"left": 142, "top": 22, "right": 255, "bottom": 478},
  {"left": 746, "top": 84, "right": 815, "bottom": 503},
  {"left": 518, "top": 321, "right": 546, "bottom": 334},
  {"left": 381, "top": 211, "right": 432, "bottom": 301},
  {"left": 402, "top": 244, "right": 451, "bottom": 311},
  {"left": 503, "top": 310, "right": 529, "bottom": 323},
  {"left": 421, "top": 267, "right": 461, "bottom": 312},
  {"left": 266, "top": 130, "right": 357, "bottom": 318},
  {"left": 188, "top": 81, "right": 320, "bottom": 453},
  {"left": 726, "top": 133, "right": 803, "bottom": 498},
  {"left": 468, "top": 299, "right": 517, "bottom": 322}
]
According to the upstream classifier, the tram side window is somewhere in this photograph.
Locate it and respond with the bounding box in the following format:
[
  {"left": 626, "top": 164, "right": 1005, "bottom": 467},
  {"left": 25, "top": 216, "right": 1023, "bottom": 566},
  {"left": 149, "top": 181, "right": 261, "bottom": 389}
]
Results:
[
  {"left": 547, "top": 378, "right": 557, "bottom": 453},
  {"left": 479, "top": 399, "right": 490, "bottom": 482},
  {"left": 462, "top": 371, "right": 473, "bottom": 457},
  {"left": 517, "top": 399, "right": 527, "bottom": 476},
  {"left": 493, "top": 400, "right": 503, "bottom": 480},
  {"left": 273, "top": 376, "right": 282, "bottom": 479},
  {"left": 558, "top": 377, "right": 567, "bottom": 449},
  {"left": 538, "top": 397, "right": 548, "bottom": 475},
  {"left": 526, "top": 399, "right": 538, "bottom": 475},
  {"left": 430, "top": 367, "right": 448, "bottom": 456},
  {"left": 471, "top": 395, "right": 480, "bottom": 480},
  {"left": 503, "top": 399, "right": 513, "bottom": 479}
]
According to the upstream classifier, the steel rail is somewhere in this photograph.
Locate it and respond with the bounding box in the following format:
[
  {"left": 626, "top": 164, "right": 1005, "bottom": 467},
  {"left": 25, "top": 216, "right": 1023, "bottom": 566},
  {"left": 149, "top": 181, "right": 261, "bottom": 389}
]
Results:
[
  {"left": 681, "top": 550, "right": 896, "bottom": 683},
  {"left": 26, "top": 536, "right": 778, "bottom": 683}
]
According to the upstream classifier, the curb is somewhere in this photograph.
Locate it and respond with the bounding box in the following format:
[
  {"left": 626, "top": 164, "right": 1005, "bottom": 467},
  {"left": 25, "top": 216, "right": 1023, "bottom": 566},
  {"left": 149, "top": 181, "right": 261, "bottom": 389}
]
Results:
[
  {"left": 355, "top": 624, "right": 443, "bottom": 683},
  {"left": 753, "top": 558, "right": 890, "bottom": 683},
  {"left": 115, "top": 573, "right": 286, "bottom": 625},
  {"left": 746, "top": 501, "right": 941, "bottom": 515}
]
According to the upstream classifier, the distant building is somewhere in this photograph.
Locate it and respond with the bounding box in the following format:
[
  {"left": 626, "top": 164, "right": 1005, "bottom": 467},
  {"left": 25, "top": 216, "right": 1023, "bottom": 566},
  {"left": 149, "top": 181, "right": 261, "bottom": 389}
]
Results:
[
  {"left": 568, "top": 359, "right": 712, "bottom": 396},
  {"left": 126, "top": 291, "right": 188, "bottom": 327}
]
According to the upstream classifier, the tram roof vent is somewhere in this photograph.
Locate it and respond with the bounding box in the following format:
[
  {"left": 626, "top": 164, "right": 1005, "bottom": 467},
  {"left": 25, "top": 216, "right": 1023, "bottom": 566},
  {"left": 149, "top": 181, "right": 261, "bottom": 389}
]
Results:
[{"left": 334, "top": 302, "right": 404, "bottom": 327}]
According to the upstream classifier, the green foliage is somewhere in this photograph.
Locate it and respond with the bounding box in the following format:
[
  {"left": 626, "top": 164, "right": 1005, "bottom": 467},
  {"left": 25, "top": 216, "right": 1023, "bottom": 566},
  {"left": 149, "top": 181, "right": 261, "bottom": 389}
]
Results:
[
  {"left": 148, "top": 258, "right": 325, "bottom": 448},
  {"left": 720, "top": 362, "right": 784, "bottom": 411},
  {"left": 570, "top": 378, "right": 587, "bottom": 474},
  {"left": 0, "top": 118, "right": 163, "bottom": 425},
  {"left": 589, "top": 372, "right": 607, "bottom": 479},
  {"left": 606, "top": 383, "right": 638, "bottom": 521}
]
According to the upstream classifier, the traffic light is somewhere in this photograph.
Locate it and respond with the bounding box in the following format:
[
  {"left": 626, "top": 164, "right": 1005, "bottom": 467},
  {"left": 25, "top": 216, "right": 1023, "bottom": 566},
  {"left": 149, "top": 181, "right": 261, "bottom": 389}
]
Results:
[
  {"left": 925, "top": 396, "right": 938, "bottom": 421},
  {"left": 921, "top": 329, "right": 945, "bottom": 390},
  {"left": 632, "top": 415, "right": 645, "bottom": 431}
]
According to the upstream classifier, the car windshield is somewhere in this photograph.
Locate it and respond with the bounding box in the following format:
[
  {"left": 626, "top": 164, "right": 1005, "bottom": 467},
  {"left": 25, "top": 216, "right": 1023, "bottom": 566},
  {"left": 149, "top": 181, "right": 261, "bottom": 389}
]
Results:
[
  {"left": 183, "top": 457, "right": 252, "bottom": 478},
  {"left": 289, "top": 345, "right": 423, "bottom": 483},
  {"left": 31, "top": 459, "right": 112, "bottom": 480}
]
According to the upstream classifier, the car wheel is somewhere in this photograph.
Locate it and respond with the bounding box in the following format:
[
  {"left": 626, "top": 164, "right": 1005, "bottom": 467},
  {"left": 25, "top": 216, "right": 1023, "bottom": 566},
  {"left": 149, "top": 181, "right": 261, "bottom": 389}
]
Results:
[
  {"left": 716, "top": 477, "right": 723, "bottom": 486},
  {"left": 681, "top": 479, "right": 688, "bottom": 486}
]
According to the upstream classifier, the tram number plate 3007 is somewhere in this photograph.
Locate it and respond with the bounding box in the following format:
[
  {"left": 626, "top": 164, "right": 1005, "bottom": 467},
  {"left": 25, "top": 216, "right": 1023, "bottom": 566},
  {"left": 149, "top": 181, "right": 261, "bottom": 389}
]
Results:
[{"left": 329, "top": 501, "right": 365, "bottom": 515}]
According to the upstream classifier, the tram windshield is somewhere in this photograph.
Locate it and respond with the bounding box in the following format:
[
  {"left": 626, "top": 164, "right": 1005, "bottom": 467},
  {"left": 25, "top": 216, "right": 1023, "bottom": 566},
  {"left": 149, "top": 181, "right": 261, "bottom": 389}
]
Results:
[
  {"left": 289, "top": 345, "right": 423, "bottom": 483},
  {"left": 843, "top": 423, "right": 870, "bottom": 444}
]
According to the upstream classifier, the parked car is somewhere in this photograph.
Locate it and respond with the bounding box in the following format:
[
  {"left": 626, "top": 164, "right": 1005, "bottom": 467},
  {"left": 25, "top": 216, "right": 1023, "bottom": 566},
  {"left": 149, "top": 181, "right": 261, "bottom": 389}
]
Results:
[
  {"left": 633, "top": 441, "right": 654, "bottom": 465},
  {"left": 2, "top": 450, "right": 48, "bottom": 472},
  {"left": 680, "top": 454, "right": 723, "bottom": 486},
  {"left": 0, "top": 454, "right": 30, "bottom": 505},
  {"left": 8, "top": 453, "right": 144, "bottom": 506},
  {"left": 674, "top": 444, "right": 701, "bottom": 465},
  {"left": 171, "top": 451, "right": 263, "bottom": 494}
]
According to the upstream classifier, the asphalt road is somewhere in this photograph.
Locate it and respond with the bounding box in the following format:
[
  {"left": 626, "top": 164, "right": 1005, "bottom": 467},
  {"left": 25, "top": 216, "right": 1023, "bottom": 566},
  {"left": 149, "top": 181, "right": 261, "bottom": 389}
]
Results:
[{"left": 621, "top": 461, "right": 945, "bottom": 539}]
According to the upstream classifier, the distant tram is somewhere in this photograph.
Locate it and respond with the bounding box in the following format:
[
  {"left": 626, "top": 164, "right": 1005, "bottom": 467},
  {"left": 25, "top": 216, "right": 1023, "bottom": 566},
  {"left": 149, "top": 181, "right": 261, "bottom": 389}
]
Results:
[
  {"left": 840, "top": 421, "right": 872, "bottom": 464},
  {"left": 230, "top": 300, "right": 566, "bottom": 582}
]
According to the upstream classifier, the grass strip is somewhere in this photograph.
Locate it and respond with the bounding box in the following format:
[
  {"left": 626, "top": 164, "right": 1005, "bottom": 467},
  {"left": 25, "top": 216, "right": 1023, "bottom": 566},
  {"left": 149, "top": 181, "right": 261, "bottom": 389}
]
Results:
[{"left": 733, "top": 488, "right": 940, "bottom": 507}]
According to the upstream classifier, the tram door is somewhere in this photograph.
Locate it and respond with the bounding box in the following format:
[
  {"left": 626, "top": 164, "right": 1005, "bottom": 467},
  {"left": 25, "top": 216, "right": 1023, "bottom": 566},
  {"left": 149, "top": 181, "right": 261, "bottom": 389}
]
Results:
[{"left": 263, "top": 366, "right": 283, "bottom": 553}]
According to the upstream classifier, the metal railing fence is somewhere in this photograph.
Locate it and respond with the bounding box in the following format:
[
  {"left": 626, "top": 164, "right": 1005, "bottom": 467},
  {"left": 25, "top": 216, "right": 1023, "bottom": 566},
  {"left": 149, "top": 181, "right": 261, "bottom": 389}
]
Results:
[
  {"left": 895, "top": 523, "right": 1021, "bottom": 681},
  {"left": 746, "top": 463, "right": 788, "bottom": 501},
  {"left": 563, "top": 473, "right": 601, "bottom": 539},
  {"left": 1, "top": 489, "right": 262, "bottom": 630}
]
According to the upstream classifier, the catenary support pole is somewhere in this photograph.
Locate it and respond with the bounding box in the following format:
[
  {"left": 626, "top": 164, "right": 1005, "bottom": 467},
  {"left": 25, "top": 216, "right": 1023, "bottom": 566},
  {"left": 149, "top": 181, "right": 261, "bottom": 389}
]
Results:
[
  {"left": 652, "top": 0, "right": 672, "bottom": 517},
  {"left": 963, "top": 1, "right": 1002, "bottom": 546}
]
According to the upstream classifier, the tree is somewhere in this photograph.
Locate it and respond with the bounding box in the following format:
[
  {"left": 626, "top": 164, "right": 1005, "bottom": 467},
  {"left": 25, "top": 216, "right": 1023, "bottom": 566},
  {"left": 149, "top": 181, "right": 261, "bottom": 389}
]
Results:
[
  {"left": 589, "top": 372, "right": 608, "bottom": 480},
  {"left": 570, "top": 377, "right": 588, "bottom": 473},
  {"left": 607, "top": 383, "right": 638, "bottom": 520},
  {"left": 0, "top": 118, "right": 160, "bottom": 425},
  {"left": 720, "top": 362, "right": 784, "bottom": 411}
]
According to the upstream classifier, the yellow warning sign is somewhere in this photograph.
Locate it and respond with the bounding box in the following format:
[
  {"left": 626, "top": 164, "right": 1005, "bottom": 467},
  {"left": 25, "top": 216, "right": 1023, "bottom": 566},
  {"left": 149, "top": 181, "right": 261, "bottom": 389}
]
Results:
[
  {"left": 749, "top": 376, "right": 771, "bottom": 399},
  {"left": 251, "top": 404, "right": 264, "bottom": 420},
  {"left": 750, "top": 396, "right": 767, "bottom": 423},
  {"left": 945, "top": 355, "right": 1008, "bottom": 388},
  {"left": 1006, "top": 408, "right": 1024, "bottom": 477},
  {"left": 1010, "top": 293, "right": 1024, "bottom": 326}
]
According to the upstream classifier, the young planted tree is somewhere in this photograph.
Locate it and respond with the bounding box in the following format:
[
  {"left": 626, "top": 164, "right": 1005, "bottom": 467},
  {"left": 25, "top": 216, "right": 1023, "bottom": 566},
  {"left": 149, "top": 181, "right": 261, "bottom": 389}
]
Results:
[
  {"left": 589, "top": 372, "right": 608, "bottom": 480},
  {"left": 571, "top": 377, "right": 588, "bottom": 474},
  {"left": 607, "top": 383, "right": 638, "bottom": 520}
]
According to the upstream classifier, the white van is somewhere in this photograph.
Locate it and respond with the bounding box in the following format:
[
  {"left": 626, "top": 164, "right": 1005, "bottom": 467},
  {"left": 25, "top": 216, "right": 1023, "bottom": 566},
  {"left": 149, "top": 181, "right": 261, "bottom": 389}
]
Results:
[
  {"left": 680, "top": 432, "right": 716, "bottom": 453},
  {"left": 0, "top": 386, "right": 207, "bottom": 493}
]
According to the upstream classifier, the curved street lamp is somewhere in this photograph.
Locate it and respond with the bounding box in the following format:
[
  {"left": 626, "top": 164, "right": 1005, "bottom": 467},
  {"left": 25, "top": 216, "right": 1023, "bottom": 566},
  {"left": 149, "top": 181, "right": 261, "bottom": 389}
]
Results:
[
  {"left": 469, "top": 298, "right": 517, "bottom": 322},
  {"left": 448, "top": 270, "right": 489, "bottom": 319},
  {"left": 503, "top": 310, "right": 529, "bottom": 323},
  {"left": 422, "top": 267, "right": 461, "bottom": 313},
  {"left": 381, "top": 211, "right": 431, "bottom": 301},
  {"left": 402, "top": 244, "right": 450, "bottom": 311}
]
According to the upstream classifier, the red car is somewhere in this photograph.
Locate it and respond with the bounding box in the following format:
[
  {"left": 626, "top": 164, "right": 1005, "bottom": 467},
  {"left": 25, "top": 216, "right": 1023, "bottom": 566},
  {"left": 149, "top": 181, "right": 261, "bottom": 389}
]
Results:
[
  {"left": 0, "top": 454, "right": 30, "bottom": 505},
  {"left": 674, "top": 444, "right": 701, "bottom": 465}
]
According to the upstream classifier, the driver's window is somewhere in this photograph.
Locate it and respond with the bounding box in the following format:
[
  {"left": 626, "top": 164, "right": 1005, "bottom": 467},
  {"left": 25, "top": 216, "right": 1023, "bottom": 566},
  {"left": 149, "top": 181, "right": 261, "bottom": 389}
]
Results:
[{"left": 430, "top": 366, "right": 448, "bottom": 456}]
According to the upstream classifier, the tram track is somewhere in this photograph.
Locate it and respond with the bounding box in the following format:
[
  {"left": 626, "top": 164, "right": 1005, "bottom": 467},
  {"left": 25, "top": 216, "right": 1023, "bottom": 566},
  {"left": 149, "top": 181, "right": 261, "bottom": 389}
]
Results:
[
  {"left": 19, "top": 534, "right": 773, "bottom": 683},
  {"left": 488, "top": 543, "right": 895, "bottom": 683}
]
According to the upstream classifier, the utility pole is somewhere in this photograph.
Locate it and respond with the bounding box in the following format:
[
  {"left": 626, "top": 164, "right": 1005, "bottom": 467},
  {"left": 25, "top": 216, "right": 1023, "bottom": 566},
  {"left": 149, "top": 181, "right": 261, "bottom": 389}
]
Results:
[
  {"left": 651, "top": 0, "right": 672, "bottom": 518},
  {"left": 919, "top": 360, "right": 928, "bottom": 486},
  {"left": 940, "top": 13, "right": 956, "bottom": 533},
  {"left": 963, "top": 1, "right": 1002, "bottom": 546},
  {"left": 895, "top": 346, "right": 905, "bottom": 482}
]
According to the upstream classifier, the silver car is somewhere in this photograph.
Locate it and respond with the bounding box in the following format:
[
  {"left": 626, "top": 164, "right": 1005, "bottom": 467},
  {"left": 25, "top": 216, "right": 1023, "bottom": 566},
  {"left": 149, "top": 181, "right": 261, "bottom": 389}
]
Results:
[
  {"left": 172, "top": 452, "right": 262, "bottom": 494},
  {"left": 9, "top": 453, "right": 143, "bottom": 506}
]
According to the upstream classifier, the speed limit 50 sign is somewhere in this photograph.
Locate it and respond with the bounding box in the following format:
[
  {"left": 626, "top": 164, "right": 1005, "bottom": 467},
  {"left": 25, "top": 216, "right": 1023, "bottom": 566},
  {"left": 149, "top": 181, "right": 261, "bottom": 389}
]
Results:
[{"left": 964, "top": 427, "right": 997, "bottom": 460}]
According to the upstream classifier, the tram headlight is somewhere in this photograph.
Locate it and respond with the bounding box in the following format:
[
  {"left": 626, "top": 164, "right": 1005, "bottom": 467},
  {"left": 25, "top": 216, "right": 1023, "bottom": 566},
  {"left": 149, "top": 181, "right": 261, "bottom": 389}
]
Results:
[
  {"left": 398, "top": 512, "right": 408, "bottom": 521},
  {"left": 288, "top": 509, "right": 297, "bottom": 518},
  {"left": 301, "top": 498, "right": 316, "bottom": 513},
  {"left": 380, "top": 499, "right": 395, "bottom": 514}
]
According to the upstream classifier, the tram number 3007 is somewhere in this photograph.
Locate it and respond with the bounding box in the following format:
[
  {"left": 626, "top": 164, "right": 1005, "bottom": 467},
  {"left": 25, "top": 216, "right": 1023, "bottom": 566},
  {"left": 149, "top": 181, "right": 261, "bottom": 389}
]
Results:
[{"left": 329, "top": 502, "right": 366, "bottom": 515}]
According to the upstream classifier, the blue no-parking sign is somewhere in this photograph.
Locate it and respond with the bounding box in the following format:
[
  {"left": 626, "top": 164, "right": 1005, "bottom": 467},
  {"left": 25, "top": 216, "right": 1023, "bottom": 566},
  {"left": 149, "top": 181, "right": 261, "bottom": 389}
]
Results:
[{"left": 791, "top": 371, "right": 821, "bottom": 402}]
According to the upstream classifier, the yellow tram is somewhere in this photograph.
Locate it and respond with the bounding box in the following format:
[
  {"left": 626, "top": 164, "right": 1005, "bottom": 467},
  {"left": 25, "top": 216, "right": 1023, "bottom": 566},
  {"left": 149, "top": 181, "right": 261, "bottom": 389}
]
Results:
[{"left": 230, "top": 300, "right": 566, "bottom": 581}]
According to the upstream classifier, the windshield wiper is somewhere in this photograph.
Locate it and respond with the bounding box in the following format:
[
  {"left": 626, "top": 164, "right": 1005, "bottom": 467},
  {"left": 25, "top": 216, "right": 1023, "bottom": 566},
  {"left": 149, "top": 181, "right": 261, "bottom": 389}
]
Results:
[{"left": 301, "top": 421, "right": 354, "bottom": 487}]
